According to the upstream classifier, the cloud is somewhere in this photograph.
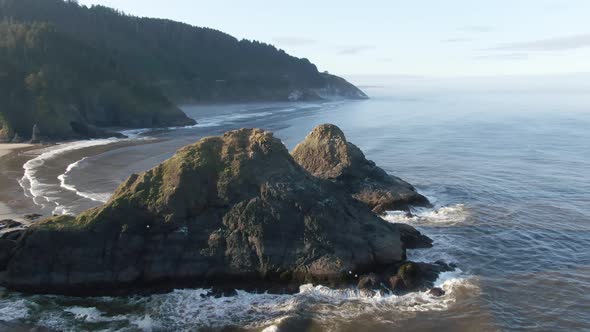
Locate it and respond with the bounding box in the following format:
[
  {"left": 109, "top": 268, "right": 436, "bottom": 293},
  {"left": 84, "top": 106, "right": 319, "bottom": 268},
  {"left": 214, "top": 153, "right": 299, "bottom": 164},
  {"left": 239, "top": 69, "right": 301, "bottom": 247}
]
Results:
[
  {"left": 491, "top": 34, "right": 590, "bottom": 51},
  {"left": 542, "top": 0, "right": 573, "bottom": 11},
  {"left": 459, "top": 26, "right": 494, "bottom": 33},
  {"left": 272, "top": 36, "right": 317, "bottom": 46},
  {"left": 338, "top": 45, "right": 374, "bottom": 55},
  {"left": 473, "top": 53, "right": 529, "bottom": 61},
  {"left": 442, "top": 37, "right": 471, "bottom": 43}
]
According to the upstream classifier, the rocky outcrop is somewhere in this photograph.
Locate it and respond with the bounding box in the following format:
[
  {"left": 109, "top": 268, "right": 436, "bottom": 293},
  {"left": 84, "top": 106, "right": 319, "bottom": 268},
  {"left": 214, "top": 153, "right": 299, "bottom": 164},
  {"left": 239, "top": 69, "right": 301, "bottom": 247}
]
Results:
[
  {"left": 30, "top": 124, "right": 41, "bottom": 144},
  {"left": 0, "top": 127, "right": 433, "bottom": 295},
  {"left": 286, "top": 74, "right": 368, "bottom": 102},
  {"left": 314, "top": 73, "right": 369, "bottom": 100},
  {"left": 292, "top": 124, "right": 430, "bottom": 213},
  {"left": 357, "top": 261, "right": 454, "bottom": 294},
  {"left": 23, "top": 214, "right": 42, "bottom": 221},
  {"left": 0, "top": 220, "right": 22, "bottom": 229}
]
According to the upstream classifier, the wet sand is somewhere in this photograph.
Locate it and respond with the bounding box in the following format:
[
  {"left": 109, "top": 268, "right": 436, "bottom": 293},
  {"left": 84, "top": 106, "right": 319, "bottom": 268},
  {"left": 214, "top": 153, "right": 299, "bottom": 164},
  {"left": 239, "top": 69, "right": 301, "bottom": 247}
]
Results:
[
  {"left": 0, "top": 144, "right": 44, "bottom": 222},
  {"left": 0, "top": 144, "right": 33, "bottom": 159}
]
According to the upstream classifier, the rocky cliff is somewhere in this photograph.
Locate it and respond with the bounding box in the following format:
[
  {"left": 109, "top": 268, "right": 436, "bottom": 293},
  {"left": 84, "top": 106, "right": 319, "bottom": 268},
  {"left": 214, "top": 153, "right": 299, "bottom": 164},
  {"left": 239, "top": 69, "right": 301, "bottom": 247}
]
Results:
[
  {"left": 292, "top": 124, "right": 431, "bottom": 214},
  {"left": 0, "top": 127, "right": 433, "bottom": 295}
]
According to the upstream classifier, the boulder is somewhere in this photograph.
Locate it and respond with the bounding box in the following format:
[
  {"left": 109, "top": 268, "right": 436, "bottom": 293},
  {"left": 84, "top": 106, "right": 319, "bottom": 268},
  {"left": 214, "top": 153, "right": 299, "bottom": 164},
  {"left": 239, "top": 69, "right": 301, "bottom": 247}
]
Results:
[
  {"left": 292, "top": 124, "right": 431, "bottom": 213},
  {"left": 357, "top": 273, "right": 382, "bottom": 290},
  {"left": 0, "top": 220, "right": 22, "bottom": 229},
  {"left": 0, "top": 127, "right": 432, "bottom": 295},
  {"left": 355, "top": 260, "right": 455, "bottom": 294},
  {"left": 23, "top": 214, "right": 42, "bottom": 221},
  {"left": 201, "top": 287, "right": 239, "bottom": 298},
  {"left": 428, "top": 287, "right": 445, "bottom": 297},
  {"left": 388, "top": 261, "right": 454, "bottom": 293}
]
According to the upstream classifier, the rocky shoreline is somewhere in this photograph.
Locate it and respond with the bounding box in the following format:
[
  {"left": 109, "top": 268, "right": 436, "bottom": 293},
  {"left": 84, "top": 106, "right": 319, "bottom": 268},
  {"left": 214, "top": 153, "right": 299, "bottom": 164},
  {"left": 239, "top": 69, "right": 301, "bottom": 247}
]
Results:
[{"left": 0, "top": 124, "right": 449, "bottom": 297}]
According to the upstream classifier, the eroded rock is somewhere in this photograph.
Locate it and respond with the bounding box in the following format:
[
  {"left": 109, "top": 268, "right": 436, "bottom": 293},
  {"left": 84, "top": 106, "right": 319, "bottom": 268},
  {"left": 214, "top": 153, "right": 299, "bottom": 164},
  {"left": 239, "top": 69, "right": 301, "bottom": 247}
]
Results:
[
  {"left": 0, "top": 220, "right": 22, "bottom": 229},
  {"left": 23, "top": 214, "right": 42, "bottom": 221},
  {"left": 292, "top": 124, "right": 431, "bottom": 213},
  {"left": 388, "top": 261, "right": 454, "bottom": 293},
  {"left": 30, "top": 124, "right": 41, "bottom": 144},
  {"left": 0, "top": 127, "right": 431, "bottom": 295},
  {"left": 428, "top": 287, "right": 445, "bottom": 297}
]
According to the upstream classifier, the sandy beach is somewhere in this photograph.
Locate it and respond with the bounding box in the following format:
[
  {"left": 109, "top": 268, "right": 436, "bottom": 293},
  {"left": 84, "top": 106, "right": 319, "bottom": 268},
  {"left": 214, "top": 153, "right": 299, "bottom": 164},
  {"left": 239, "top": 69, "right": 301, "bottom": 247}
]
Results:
[
  {"left": 0, "top": 143, "right": 40, "bottom": 223},
  {"left": 0, "top": 144, "right": 33, "bottom": 159}
]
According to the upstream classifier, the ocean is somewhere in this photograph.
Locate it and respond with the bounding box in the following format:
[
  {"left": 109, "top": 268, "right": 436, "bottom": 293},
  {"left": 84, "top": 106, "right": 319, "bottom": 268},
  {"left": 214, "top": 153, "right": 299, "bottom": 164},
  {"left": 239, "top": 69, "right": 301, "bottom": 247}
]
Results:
[{"left": 1, "top": 77, "right": 590, "bottom": 331}]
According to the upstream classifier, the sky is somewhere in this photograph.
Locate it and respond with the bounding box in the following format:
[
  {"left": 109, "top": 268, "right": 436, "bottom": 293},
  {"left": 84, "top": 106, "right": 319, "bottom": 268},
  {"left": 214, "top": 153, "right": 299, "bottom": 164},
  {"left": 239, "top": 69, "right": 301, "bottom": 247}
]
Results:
[{"left": 76, "top": 0, "right": 590, "bottom": 78}]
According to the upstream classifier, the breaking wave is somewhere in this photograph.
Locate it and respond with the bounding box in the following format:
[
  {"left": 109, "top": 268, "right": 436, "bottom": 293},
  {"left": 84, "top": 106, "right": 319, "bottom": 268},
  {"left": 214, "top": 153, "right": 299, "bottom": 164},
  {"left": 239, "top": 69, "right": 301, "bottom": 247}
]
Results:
[
  {"left": 19, "top": 138, "right": 121, "bottom": 210},
  {"left": 0, "top": 271, "right": 478, "bottom": 332},
  {"left": 19, "top": 129, "right": 150, "bottom": 215},
  {"left": 383, "top": 204, "right": 470, "bottom": 226}
]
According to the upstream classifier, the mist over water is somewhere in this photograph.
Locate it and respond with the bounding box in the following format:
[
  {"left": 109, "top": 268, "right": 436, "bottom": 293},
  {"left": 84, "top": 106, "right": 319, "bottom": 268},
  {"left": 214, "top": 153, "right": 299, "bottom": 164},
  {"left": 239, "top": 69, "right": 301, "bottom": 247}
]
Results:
[{"left": 3, "top": 76, "right": 590, "bottom": 331}]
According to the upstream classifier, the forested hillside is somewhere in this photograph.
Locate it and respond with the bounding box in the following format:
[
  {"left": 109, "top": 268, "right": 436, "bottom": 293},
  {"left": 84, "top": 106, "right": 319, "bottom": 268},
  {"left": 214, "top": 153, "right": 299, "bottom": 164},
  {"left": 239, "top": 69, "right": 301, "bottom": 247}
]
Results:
[
  {"left": 0, "top": 0, "right": 366, "bottom": 141},
  {"left": 0, "top": 21, "right": 195, "bottom": 140}
]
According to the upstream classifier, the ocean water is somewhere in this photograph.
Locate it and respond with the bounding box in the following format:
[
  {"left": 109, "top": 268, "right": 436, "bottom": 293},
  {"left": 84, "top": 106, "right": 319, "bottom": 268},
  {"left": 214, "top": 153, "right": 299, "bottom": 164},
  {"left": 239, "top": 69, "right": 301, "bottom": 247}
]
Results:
[{"left": 3, "top": 78, "right": 590, "bottom": 331}]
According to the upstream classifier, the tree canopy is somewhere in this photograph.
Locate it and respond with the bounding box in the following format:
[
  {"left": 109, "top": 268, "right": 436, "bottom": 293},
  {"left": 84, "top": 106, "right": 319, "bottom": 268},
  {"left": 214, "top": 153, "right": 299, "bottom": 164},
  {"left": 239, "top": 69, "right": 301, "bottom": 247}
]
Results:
[{"left": 0, "top": 0, "right": 362, "bottom": 140}]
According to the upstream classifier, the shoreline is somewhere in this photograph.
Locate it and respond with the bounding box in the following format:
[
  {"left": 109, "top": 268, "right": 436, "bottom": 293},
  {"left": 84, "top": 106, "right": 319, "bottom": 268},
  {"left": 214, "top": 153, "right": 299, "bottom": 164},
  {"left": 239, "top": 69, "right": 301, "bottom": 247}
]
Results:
[
  {"left": 0, "top": 144, "right": 44, "bottom": 223},
  {"left": 0, "top": 143, "right": 35, "bottom": 159},
  {"left": 0, "top": 135, "right": 170, "bottom": 225}
]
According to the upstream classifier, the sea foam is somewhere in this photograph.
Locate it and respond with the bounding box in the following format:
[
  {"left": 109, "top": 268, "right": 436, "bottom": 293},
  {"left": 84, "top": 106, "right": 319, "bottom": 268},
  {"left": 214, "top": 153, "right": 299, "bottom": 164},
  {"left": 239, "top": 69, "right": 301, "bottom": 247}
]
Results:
[
  {"left": 20, "top": 128, "right": 152, "bottom": 215},
  {"left": 19, "top": 138, "right": 121, "bottom": 210}
]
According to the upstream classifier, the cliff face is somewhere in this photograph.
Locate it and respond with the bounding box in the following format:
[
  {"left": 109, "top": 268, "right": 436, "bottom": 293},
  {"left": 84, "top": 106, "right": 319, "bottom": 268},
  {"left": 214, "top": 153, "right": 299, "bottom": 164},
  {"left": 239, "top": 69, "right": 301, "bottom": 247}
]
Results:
[{"left": 0, "top": 127, "right": 425, "bottom": 295}]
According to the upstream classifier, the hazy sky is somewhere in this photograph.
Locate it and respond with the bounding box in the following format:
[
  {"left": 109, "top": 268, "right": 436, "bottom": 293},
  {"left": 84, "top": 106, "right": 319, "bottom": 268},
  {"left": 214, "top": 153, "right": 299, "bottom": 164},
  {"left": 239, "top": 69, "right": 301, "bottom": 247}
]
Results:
[{"left": 77, "top": 0, "right": 590, "bottom": 77}]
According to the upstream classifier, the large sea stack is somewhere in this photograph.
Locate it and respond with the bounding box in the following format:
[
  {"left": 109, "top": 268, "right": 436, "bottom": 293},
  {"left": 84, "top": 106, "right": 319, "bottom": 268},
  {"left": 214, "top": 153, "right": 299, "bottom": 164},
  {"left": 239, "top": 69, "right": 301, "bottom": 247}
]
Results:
[
  {"left": 292, "top": 124, "right": 431, "bottom": 214},
  {"left": 0, "top": 127, "right": 433, "bottom": 295}
]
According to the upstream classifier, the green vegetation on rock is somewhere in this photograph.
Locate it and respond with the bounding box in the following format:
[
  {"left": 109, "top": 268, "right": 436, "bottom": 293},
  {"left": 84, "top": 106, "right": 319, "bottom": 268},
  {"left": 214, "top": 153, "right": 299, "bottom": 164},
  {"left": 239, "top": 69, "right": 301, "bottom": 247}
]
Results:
[{"left": 0, "top": 127, "right": 423, "bottom": 295}]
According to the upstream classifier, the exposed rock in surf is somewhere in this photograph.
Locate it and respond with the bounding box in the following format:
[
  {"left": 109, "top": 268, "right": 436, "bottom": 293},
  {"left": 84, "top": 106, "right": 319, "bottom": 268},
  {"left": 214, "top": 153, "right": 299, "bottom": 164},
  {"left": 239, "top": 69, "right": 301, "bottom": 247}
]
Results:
[
  {"left": 356, "top": 261, "right": 454, "bottom": 294},
  {"left": 23, "top": 214, "right": 42, "bottom": 221},
  {"left": 428, "top": 287, "right": 445, "bottom": 297},
  {"left": 200, "top": 287, "right": 239, "bottom": 299},
  {"left": 0, "top": 220, "right": 22, "bottom": 229},
  {"left": 0, "top": 127, "right": 433, "bottom": 295},
  {"left": 292, "top": 124, "right": 431, "bottom": 214},
  {"left": 357, "top": 273, "right": 384, "bottom": 291},
  {"left": 388, "top": 261, "right": 453, "bottom": 292}
]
